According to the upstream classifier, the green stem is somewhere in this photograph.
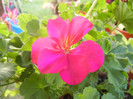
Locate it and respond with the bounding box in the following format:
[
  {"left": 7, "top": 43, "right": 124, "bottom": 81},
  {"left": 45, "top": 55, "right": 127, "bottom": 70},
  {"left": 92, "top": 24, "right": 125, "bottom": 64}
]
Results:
[
  {"left": 85, "top": 0, "right": 98, "bottom": 18},
  {"left": 0, "top": 80, "right": 19, "bottom": 87}
]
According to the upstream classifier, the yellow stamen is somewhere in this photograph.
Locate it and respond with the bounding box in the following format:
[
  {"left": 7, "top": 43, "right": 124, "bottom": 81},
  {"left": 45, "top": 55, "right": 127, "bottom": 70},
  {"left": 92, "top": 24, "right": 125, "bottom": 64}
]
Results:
[
  {"left": 8, "top": 12, "right": 12, "bottom": 18},
  {"left": 66, "top": 36, "right": 69, "bottom": 48}
]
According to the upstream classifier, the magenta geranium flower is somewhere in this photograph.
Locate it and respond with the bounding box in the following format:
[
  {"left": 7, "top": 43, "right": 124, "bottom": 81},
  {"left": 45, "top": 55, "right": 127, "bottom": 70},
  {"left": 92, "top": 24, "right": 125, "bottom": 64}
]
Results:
[
  {"left": 31, "top": 16, "right": 104, "bottom": 85},
  {"left": 106, "top": 0, "right": 114, "bottom": 4}
]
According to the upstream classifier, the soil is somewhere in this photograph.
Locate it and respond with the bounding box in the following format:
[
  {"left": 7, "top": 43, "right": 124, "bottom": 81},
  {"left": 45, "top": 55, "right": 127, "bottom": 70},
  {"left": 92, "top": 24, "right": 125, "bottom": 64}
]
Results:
[
  {"left": 60, "top": 94, "right": 73, "bottom": 99},
  {"left": 98, "top": 72, "right": 108, "bottom": 84}
]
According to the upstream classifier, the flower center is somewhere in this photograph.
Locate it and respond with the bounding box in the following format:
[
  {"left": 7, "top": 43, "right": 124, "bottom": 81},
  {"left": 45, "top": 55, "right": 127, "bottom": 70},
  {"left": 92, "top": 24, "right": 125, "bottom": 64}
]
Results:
[
  {"left": 65, "top": 50, "right": 69, "bottom": 54},
  {"left": 62, "top": 36, "right": 71, "bottom": 54},
  {"left": 8, "top": 12, "right": 13, "bottom": 18}
]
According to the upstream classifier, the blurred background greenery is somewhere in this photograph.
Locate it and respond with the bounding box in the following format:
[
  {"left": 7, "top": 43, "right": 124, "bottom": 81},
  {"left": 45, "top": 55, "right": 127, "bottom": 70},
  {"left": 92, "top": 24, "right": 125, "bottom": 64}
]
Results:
[{"left": 1, "top": 0, "right": 90, "bottom": 19}]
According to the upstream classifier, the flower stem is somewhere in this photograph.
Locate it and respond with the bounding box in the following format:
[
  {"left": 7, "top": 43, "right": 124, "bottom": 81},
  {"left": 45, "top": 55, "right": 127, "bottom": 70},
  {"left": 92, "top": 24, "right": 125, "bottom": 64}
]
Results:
[
  {"left": 0, "top": 81, "right": 16, "bottom": 87},
  {"left": 85, "top": 0, "right": 98, "bottom": 18},
  {"left": 0, "top": 78, "right": 20, "bottom": 87}
]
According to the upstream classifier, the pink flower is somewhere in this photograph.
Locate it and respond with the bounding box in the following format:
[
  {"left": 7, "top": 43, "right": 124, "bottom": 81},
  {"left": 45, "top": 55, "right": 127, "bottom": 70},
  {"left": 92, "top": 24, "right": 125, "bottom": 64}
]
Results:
[
  {"left": 31, "top": 16, "right": 104, "bottom": 85},
  {"left": 0, "top": 14, "right": 6, "bottom": 21},
  {"left": 5, "top": 7, "right": 18, "bottom": 24},
  {"left": 9, "top": 2, "right": 12, "bottom": 6}
]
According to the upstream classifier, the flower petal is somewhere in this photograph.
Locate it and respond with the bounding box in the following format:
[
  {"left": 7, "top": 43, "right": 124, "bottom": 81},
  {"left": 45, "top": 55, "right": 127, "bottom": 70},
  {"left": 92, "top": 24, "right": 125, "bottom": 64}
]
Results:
[
  {"left": 2, "top": 14, "right": 6, "bottom": 19},
  {"left": 12, "top": 8, "right": 18, "bottom": 18},
  {"left": 37, "top": 49, "right": 67, "bottom": 74},
  {"left": 6, "top": 7, "right": 11, "bottom": 12},
  {"left": 47, "top": 17, "right": 69, "bottom": 46},
  {"left": 71, "top": 40, "right": 104, "bottom": 72},
  {"left": 31, "top": 37, "right": 60, "bottom": 65},
  {"left": 59, "top": 53, "right": 90, "bottom": 85},
  {"left": 68, "top": 16, "right": 93, "bottom": 46}
]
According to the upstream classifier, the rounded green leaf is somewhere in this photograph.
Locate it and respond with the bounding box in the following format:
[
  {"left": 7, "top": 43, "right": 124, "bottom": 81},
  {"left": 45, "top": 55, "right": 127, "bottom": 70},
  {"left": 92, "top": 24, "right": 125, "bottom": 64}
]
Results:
[
  {"left": 17, "top": 13, "right": 38, "bottom": 31},
  {"left": 0, "top": 23, "right": 9, "bottom": 37},
  {"left": 74, "top": 86, "right": 100, "bottom": 99},
  {"left": 102, "top": 93, "right": 117, "bottom": 99},
  {"left": 26, "top": 19, "right": 40, "bottom": 36},
  {"left": 20, "top": 73, "right": 48, "bottom": 99}
]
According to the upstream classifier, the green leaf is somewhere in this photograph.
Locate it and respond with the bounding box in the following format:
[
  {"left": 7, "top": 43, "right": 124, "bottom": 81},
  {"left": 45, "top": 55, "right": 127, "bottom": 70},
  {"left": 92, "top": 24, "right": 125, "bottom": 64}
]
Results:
[
  {"left": 15, "top": 51, "right": 31, "bottom": 67},
  {"left": 19, "top": 32, "right": 31, "bottom": 43},
  {"left": 92, "top": 20, "right": 105, "bottom": 31},
  {"left": 97, "top": 31, "right": 109, "bottom": 39},
  {"left": 26, "top": 19, "right": 40, "bottom": 36},
  {"left": 0, "top": 22, "right": 9, "bottom": 37},
  {"left": 88, "top": 30, "right": 98, "bottom": 39},
  {"left": 116, "top": 53, "right": 133, "bottom": 65},
  {"left": 109, "top": 44, "right": 128, "bottom": 54},
  {"left": 101, "top": 39, "right": 112, "bottom": 54},
  {"left": 97, "top": 13, "right": 108, "bottom": 22},
  {"left": 58, "top": 3, "right": 68, "bottom": 13},
  {"left": 20, "top": 65, "right": 35, "bottom": 81},
  {"left": 128, "top": 38, "right": 133, "bottom": 47},
  {"left": 77, "top": 72, "right": 98, "bottom": 91},
  {"left": 37, "top": 25, "right": 48, "bottom": 38},
  {"left": 30, "top": 89, "right": 48, "bottom": 99},
  {"left": 97, "top": 81, "right": 125, "bottom": 98},
  {"left": 9, "top": 35, "right": 23, "bottom": 48},
  {"left": 109, "top": 43, "right": 133, "bottom": 67},
  {"left": 22, "top": 51, "right": 31, "bottom": 64},
  {"left": 88, "top": 73, "right": 98, "bottom": 86},
  {"left": 84, "top": 30, "right": 99, "bottom": 41},
  {"left": 0, "top": 37, "right": 7, "bottom": 52},
  {"left": 103, "top": 54, "right": 126, "bottom": 86},
  {"left": 97, "top": 0, "right": 107, "bottom": 9},
  {"left": 15, "top": 55, "right": 23, "bottom": 66},
  {"left": 7, "top": 52, "right": 19, "bottom": 59},
  {"left": 127, "top": 1, "right": 133, "bottom": 11},
  {"left": 114, "top": 2, "right": 131, "bottom": 23},
  {"left": 21, "top": 36, "right": 38, "bottom": 51},
  {"left": 17, "top": 13, "right": 38, "bottom": 31},
  {"left": 117, "top": 57, "right": 130, "bottom": 68},
  {"left": 20, "top": 73, "right": 48, "bottom": 99},
  {"left": 45, "top": 73, "right": 65, "bottom": 85},
  {"left": 102, "top": 93, "right": 117, "bottom": 99},
  {"left": 127, "top": 44, "right": 133, "bottom": 53},
  {"left": 114, "top": 2, "right": 133, "bottom": 33},
  {"left": 0, "top": 63, "right": 16, "bottom": 81},
  {"left": 83, "top": 1, "right": 92, "bottom": 13},
  {"left": 84, "top": 34, "right": 96, "bottom": 41},
  {"left": 60, "top": 10, "right": 74, "bottom": 20},
  {"left": 115, "top": 34, "right": 122, "bottom": 42},
  {"left": 74, "top": 86, "right": 100, "bottom": 99}
]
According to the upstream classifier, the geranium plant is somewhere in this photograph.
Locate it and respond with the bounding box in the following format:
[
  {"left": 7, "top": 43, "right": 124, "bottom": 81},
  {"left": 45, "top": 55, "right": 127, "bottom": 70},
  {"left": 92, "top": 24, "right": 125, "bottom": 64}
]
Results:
[{"left": 0, "top": 0, "right": 133, "bottom": 99}]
